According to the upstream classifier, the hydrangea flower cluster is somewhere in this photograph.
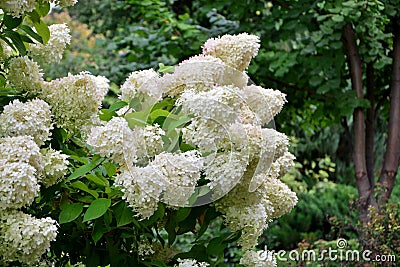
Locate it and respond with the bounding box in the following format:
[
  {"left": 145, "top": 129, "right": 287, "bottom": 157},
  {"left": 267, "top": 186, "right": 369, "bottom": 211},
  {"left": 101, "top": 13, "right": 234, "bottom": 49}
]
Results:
[
  {"left": 42, "top": 71, "right": 109, "bottom": 132},
  {"left": 7, "top": 56, "right": 44, "bottom": 94},
  {"left": 0, "top": 99, "right": 53, "bottom": 146},
  {"left": 175, "top": 259, "right": 209, "bottom": 267},
  {"left": 91, "top": 32, "right": 297, "bottom": 265},
  {"left": 30, "top": 24, "right": 72, "bottom": 65},
  {"left": 0, "top": 211, "right": 58, "bottom": 264}
]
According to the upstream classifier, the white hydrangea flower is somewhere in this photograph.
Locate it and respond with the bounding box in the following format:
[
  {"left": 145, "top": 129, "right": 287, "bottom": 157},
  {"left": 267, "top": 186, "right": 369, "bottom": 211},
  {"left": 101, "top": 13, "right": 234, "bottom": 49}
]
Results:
[
  {"left": 0, "top": 0, "right": 38, "bottom": 17},
  {"left": 242, "top": 85, "right": 286, "bottom": 126},
  {"left": 117, "top": 151, "right": 203, "bottom": 218},
  {"left": 182, "top": 117, "right": 228, "bottom": 153},
  {"left": 202, "top": 33, "right": 260, "bottom": 71},
  {"left": 120, "top": 69, "right": 161, "bottom": 101},
  {"left": 0, "top": 99, "right": 53, "bottom": 146},
  {"left": 30, "top": 24, "right": 71, "bottom": 65},
  {"left": 0, "top": 211, "right": 58, "bottom": 264},
  {"left": 7, "top": 56, "right": 44, "bottom": 94},
  {"left": 0, "top": 135, "right": 43, "bottom": 173},
  {"left": 0, "top": 40, "right": 13, "bottom": 61},
  {"left": 40, "top": 147, "right": 69, "bottom": 187},
  {"left": 138, "top": 239, "right": 155, "bottom": 257},
  {"left": 261, "top": 175, "right": 297, "bottom": 219},
  {"left": 153, "top": 151, "right": 203, "bottom": 207},
  {"left": 177, "top": 85, "right": 243, "bottom": 125},
  {"left": 115, "top": 167, "right": 160, "bottom": 219},
  {"left": 87, "top": 117, "right": 133, "bottom": 165},
  {"left": 240, "top": 249, "right": 277, "bottom": 267},
  {"left": 159, "top": 55, "right": 248, "bottom": 97},
  {"left": 204, "top": 151, "right": 249, "bottom": 200},
  {"left": 42, "top": 72, "right": 109, "bottom": 132},
  {"left": 0, "top": 160, "right": 39, "bottom": 210},
  {"left": 87, "top": 117, "right": 164, "bottom": 166},
  {"left": 175, "top": 258, "right": 210, "bottom": 267}
]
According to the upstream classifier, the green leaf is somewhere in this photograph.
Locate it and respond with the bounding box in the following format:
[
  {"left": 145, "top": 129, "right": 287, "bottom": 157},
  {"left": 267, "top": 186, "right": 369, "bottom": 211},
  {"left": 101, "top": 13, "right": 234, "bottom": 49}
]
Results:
[
  {"left": 20, "top": 25, "right": 43, "bottom": 43},
  {"left": 67, "top": 162, "right": 97, "bottom": 181},
  {"left": 59, "top": 203, "right": 83, "bottom": 224},
  {"left": 149, "top": 109, "right": 171, "bottom": 123},
  {"left": 113, "top": 201, "right": 136, "bottom": 227},
  {"left": 28, "top": 10, "right": 41, "bottom": 23},
  {"left": 125, "top": 112, "right": 148, "bottom": 127},
  {"left": 83, "top": 198, "right": 111, "bottom": 222},
  {"left": 4, "top": 30, "right": 26, "bottom": 55},
  {"left": 331, "top": 15, "right": 344, "bottom": 22},
  {"left": 158, "top": 63, "right": 175, "bottom": 73},
  {"left": 98, "top": 108, "right": 117, "bottom": 121},
  {"left": 175, "top": 207, "right": 191, "bottom": 222},
  {"left": 33, "top": 19, "right": 50, "bottom": 44},
  {"left": 37, "top": 2, "right": 51, "bottom": 17},
  {"left": 70, "top": 181, "right": 99, "bottom": 198},
  {"left": 92, "top": 219, "right": 106, "bottom": 244},
  {"left": 103, "top": 162, "right": 117, "bottom": 177},
  {"left": 109, "top": 100, "right": 128, "bottom": 112},
  {"left": 86, "top": 173, "right": 109, "bottom": 187},
  {"left": 3, "top": 14, "right": 22, "bottom": 29}
]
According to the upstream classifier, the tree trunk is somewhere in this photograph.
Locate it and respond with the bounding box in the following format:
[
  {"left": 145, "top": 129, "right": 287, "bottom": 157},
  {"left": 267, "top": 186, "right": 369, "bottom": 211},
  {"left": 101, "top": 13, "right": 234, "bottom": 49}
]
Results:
[
  {"left": 377, "top": 21, "right": 400, "bottom": 206},
  {"left": 366, "top": 63, "right": 375, "bottom": 189},
  {"left": 342, "top": 23, "right": 375, "bottom": 223}
]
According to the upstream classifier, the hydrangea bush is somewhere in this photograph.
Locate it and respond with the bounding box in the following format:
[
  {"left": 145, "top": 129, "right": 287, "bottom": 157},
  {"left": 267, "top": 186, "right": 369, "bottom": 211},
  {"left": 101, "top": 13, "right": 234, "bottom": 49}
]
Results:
[{"left": 0, "top": 2, "right": 297, "bottom": 267}]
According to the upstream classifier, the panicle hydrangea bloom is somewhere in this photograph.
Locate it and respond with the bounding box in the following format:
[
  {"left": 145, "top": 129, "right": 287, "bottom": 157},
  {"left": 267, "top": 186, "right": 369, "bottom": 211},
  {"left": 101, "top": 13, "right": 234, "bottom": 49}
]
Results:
[
  {"left": 175, "top": 258, "right": 210, "bottom": 267},
  {"left": 120, "top": 69, "right": 161, "bottom": 101},
  {"left": 7, "top": 56, "right": 44, "bottom": 94},
  {"left": 159, "top": 55, "right": 248, "bottom": 97},
  {"left": 181, "top": 117, "right": 229, "bottom": 153},
  {"left": 0, "top": 40, "right": 13, "bottom": 61},
  {"left": 115, "top": 168, "right": 159, "bottom": 219},
  {"left": 0, "top": 160, "right": 39, "bottom": 210},
  {"left": 0, "top": 0, "right": 37, "bottom": 17},
  {"left": 117, "top": 151, "right": 203, "bottom": 217},
  {"left": 40, "top": 147, "right": 69, "bottom": 187},
  {"left": 259, "top": 174, "right": 298, "bottom": 219},
  {"left": 0, "top": 135, "right": 43, "bottom": 173},
  {"left": 42, "top": 71, "right": 109, "bottom": 132},
  {"left": 138, "top": 239, "right": 155, "bottom": 257},
  {"left": 30, "top": 24, "right": 71, "bottom": 65},
  {"left": 242, "top": 85, "right": 286, "bottom": 126},
  {"left": 0, "top": 98, "right": 53, "bottom": 146},
  {"left": 202, "top": 33, "right": 260, "bottom": 71},
  {"left": 87, "top": 117, "right": 165, "bottom": 166},
  {"left": 239, "top": 249, "right": 277, "bottom": 267},
  {"left": 177, "top": 85, "right": 243, "bottom": 125},
  {"left": 0, "top": 211, "right": 58, "bottom": 264},
  {"left": 87, "top": 117, "right": 133, "bottom": 165},
  {"left": 204, "top": 151, "right": 249, "bottom": 200}
]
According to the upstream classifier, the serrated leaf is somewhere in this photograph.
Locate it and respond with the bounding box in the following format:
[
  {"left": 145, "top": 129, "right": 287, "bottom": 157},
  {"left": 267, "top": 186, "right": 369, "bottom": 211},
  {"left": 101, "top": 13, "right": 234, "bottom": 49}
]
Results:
[
  {"left": 83, "top": 198, "right": 111, "bottom": 222},
  {"left": 59, "top": 203, "right": 83, "bottom": 224}
]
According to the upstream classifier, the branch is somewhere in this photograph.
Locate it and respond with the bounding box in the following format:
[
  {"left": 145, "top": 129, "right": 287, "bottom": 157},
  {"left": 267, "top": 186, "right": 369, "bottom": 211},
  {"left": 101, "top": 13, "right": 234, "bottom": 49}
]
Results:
[
  {"left": 378, "top": 20, "right": 400, "bottom": 206},
  {"left": 342, "top": 23, "right": 374, "bottom": 220}
]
